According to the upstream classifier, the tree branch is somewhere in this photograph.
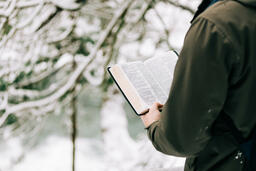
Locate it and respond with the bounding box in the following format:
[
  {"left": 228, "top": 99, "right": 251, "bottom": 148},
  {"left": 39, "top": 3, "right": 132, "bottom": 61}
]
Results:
[
  {"left": 163, "top": 0, "right": 195, "bottom": 15},
  {"left": 0, "top": 0, "right": 136, "bottom": 127},
  {"left": 0, "top": 0, "right": 16, "bottom": 17},
  {"left": 0, "top": 1, "right": 44, "bottom": 47},
  {"left": 16, "top": 0, "right": 44, "bottom": 9},
  {"left": 17, "top": 61, "right": 71, "bottom": 87},
  {"left": 152, "top": 6, "right": 175, "bottom": 51}
]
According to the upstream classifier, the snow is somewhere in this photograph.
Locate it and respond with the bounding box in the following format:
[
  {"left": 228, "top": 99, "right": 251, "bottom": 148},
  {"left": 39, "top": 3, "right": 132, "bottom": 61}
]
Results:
[
  {"left": 100, "top": 92, "right": 185, "bottom": 171},
  {"left": 139, "top": 38, "right": 156, "bottom": 57},
  {"left": 55, "top": 53, "right": 73, "bottom": 68},
  {"left": 75, "top": 18, "right": 101, "bottom": 36},
  {"left": 150, "top": 2, "right": 192, "bottom": 50},
  {"left": 0, "top": 136, "right": 105, "bottom": 171},
  {"left": 0, "top": 138, "right": 23, "bottom": 170},
  {"left": 0, "top": 134, "right": 185, "bottom": 171},
  {"left": 119, "top": 42, "right": 140, "bottom": 61},
  {"left": 0, "top": 0, "right": 199, "bottom": 170},
  {"left": 49, "top": 0, "right": 81, "bottom": 10}
]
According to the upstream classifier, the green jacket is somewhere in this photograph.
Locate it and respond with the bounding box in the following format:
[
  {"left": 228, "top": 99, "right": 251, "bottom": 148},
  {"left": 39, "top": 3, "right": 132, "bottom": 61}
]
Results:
[{"left": 147, "top": 0, "right": 256, "bottom": 170}]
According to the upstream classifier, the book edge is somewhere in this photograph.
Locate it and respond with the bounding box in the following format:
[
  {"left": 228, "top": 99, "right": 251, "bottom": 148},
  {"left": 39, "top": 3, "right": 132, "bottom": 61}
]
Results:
[{"left": 108, "top": 66, "right": 148, "bottom": 115}]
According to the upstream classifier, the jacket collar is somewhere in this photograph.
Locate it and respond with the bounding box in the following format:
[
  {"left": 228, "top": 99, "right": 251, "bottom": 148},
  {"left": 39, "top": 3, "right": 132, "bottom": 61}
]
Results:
[
  {"left": 236, "top": 0, "right": 256, "bottom": 7},
  {"left": 191, "top": 0, "right": 218, "bottom": 23},
  {"left": 191, "top": 0, "right": 256, "bottom": 23}
]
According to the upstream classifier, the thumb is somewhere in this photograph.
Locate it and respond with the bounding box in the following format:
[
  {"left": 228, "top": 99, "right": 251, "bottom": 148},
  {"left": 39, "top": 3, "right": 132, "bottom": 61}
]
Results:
[{"left": 151, "top": 102, "right": 163, "bottom": 110}]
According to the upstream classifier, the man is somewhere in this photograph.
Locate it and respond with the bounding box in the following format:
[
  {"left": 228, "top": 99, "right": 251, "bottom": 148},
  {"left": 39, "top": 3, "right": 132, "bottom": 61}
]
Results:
[{"left": 140, "top": 0, "right": 256, "bottom": 170}]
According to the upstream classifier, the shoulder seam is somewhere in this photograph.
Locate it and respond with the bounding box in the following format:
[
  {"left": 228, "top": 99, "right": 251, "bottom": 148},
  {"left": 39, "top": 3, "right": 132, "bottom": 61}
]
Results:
[{"left": 196, "top": 16, "right": 241, "bottom": 64}]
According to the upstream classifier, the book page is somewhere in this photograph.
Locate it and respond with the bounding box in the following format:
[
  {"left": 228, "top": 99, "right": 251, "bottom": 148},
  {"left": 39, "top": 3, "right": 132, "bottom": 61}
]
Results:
[
  {"left": 121, "top": 62, "right": 159, "bottom": 107},
  {"left": 144, "top": 52, "right": 177, "bottom": 103},
  {"left": 137, "top": 63, "right": 167, "bottom": 105}
]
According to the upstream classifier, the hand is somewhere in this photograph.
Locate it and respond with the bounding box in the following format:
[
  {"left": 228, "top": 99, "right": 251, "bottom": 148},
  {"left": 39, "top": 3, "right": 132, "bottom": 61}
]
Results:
[{"left": 140, "top": 102, "right": 163, "bottom": 128}]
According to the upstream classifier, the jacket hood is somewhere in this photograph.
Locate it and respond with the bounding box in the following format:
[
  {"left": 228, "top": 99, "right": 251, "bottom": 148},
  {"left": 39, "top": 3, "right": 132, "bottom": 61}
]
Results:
[{"left": 236, "top": 0, "right": 256, "bottom": 7}]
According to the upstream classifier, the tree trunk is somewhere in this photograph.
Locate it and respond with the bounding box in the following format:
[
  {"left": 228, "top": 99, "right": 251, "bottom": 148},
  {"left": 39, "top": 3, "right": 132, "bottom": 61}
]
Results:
[
  {"left": 71, "top": 54, "right": 78, "bottom": 171},
  {"left": 71, "top": 89, "right": 77, "bottom": 171}
]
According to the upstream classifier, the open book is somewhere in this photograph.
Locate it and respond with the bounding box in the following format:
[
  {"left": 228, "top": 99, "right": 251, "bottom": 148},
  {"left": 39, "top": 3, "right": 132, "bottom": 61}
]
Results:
[{"left": 108, "top": 51, "right": 178, "bottom": 115}]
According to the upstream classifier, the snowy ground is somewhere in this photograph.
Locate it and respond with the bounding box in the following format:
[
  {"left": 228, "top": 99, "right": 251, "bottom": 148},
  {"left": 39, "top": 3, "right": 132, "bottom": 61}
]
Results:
[
  {"left": 0, "top": 135, "right": 185, "bottom": 171},
  {"left": 0, "top": 136, "right": 104, "bottom": 171},
  {"left": 0, "top": 89, "right": 185, "bottom": 171}
]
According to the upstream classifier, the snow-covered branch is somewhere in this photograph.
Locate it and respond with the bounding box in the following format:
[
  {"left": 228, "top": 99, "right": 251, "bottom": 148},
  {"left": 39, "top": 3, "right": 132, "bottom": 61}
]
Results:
[
  {"left": 9, "top": 76, "right": 68, "bottom": 100},
  {"left": 46, "top": 23, "right": 74, "bottom": 43},
  {"left": 0, "top": 0, "right": 199, "bottom": 170},
  {"left": 0, "top": 0, "right": 16, "bottom": 17},
  {"left": 0, "top": 0, "right": 136, "bottom": 127},
  {"left": 152, "top": 6, "right": 175, "bottom": 50},
  {"left": 17, "top": 61, "right": 71, "bottom": 87},
  {"left": 49, "top": 0, "right": 82, "bottom": 11},
  {"left": 16, "top": 1, "right": 45, "bottom": 9},
  {"left": 16, "top": 2, "right": 44, "bottom": 29},
  {"left": 163, "top": 0, "right": 195, "bottom": 14}
]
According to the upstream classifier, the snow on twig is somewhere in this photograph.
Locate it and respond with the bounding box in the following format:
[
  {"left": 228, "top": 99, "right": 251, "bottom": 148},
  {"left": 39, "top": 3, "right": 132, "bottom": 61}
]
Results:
[
  {"left": 17, "top": 62, "right": 71, "bottom": 87},
  {"left": 49, "top": 0, "right": 81, "bottom": 11},
  {"left": 0, "top": 93, "right": 8, "bottom": 110},
  {"left": 152, "top": 5, "right": 175, "bottom": 51},
  {"left": 46, "top": 24, "right": 74, "bottom": 43},
  {"left": 9, "top": 75, "right": 69, "bottom": 99},
  {"left": 16, "top": 1, "right": 44, "bottom": 9},
  {"left": 16, "top": 1, "right": 44, "bottom": 29},
  {"left": 0, "top": 0, "right": 16, "bottom": 17},
  {"left": 0, "top": 0, "right": 136, "bottom": 127},
  {"left": 163, "top": 0, "right": 195, "bottom": 14},
  {"left": 0, "top": 1, "right": 44, "bottom": 47}
]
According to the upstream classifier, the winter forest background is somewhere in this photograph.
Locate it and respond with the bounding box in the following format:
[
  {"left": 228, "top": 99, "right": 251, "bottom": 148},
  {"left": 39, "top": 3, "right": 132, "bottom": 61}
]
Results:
[{"left": 0, "top": 0, "right": 200, "bottom": 171}]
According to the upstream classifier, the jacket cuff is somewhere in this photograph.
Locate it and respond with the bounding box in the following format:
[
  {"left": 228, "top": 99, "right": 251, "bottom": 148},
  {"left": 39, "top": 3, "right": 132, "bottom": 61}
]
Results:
[{"left": 146, "top": 120, "right": 159, "bottom": 139}]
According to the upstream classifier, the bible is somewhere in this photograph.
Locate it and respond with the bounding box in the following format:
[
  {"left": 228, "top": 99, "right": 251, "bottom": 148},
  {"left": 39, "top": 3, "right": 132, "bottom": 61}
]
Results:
[{"left": 108, "top": 51, "right": 178, "bottom": 115}]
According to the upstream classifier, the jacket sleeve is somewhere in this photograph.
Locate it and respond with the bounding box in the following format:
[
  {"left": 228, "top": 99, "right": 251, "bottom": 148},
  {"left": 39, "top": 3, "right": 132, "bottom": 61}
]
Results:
[{"left": 147, "top": 17, "right": 236, "bottom": 157}]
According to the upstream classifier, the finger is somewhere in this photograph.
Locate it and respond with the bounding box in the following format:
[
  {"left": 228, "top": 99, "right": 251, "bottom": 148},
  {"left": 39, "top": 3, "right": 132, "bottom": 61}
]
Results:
[
  {"left": 150, "top": 103, "right": 163, "bottom": 112},
  {"left": 152, "top": 102, "right": 163, "bottom": 109},
  {"left": 155, "top": 102, "right": 163, "bottom": 108},
  {"left": 150, "top": 103, "right": 158, "bottom": 110}
]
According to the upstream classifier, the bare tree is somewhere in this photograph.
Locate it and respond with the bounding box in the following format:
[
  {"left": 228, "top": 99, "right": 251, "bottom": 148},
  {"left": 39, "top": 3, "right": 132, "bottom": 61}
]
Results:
[{"left": 0, "top": 0, "right": 197, "bottom": 170}]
